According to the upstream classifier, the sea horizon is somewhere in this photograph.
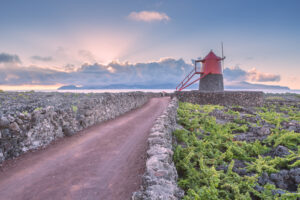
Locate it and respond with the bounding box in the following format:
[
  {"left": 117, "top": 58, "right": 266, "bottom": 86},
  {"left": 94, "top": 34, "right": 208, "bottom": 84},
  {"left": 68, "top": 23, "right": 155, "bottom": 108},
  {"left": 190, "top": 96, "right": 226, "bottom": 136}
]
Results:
[{"left": 3, "top": 88, "right": 300, "bottom": 94}]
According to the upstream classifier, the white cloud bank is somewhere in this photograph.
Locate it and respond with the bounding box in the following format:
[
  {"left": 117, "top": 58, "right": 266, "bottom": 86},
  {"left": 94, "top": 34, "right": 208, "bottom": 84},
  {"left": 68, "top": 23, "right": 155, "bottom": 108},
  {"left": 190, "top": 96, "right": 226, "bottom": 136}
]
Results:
[
  {"left": 128, "top": 11, "right": 170, "bottom": 22},
  {"left": 0, "top": 52, "right": 282, "bottom": 88},
  {"left": 223, "top": 66, "right": 280, "bottom": 82},
  {"left": 247, "top": 68, "right": 280, "bottom": 82}
]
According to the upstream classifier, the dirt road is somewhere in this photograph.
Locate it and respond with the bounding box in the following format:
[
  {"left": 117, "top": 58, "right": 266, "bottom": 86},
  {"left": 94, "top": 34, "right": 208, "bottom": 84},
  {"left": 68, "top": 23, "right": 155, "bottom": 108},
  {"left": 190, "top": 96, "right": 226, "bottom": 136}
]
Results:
[{"left": 0, "top": 97, "right": 170, "bottom": 200}]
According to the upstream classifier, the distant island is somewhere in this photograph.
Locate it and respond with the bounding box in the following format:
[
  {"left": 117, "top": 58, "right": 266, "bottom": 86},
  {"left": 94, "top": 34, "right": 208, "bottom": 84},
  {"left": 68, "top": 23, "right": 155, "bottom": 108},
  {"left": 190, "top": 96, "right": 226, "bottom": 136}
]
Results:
[
  {"left": 58, "top": 81, "right": 290, "bottom": 90},
  {"left": 224, "top": 81, "right": 290, "bottom": 90}
]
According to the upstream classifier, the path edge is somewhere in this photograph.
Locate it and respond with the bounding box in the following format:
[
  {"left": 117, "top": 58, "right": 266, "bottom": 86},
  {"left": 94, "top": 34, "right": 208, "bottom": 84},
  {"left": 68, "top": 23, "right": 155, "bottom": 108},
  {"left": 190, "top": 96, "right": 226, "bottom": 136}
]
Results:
[{"left": 132, "top": 97, "right": 184, "bottom": 200}]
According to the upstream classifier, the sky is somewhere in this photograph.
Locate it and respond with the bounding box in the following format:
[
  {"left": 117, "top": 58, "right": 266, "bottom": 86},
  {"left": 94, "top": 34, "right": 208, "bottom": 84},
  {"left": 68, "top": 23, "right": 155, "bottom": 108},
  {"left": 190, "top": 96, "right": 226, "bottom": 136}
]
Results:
[{"left": 0, "top": 0, "right": 299, "bottom": 90}]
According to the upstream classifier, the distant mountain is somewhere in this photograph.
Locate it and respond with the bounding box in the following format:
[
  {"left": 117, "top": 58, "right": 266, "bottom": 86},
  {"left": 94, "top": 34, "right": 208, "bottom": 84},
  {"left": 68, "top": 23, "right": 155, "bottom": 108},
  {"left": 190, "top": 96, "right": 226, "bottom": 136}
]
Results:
[
  {"left": 59, "top": 85, "right": 80, "bottom": 90},
  {"left": 58, "top": 81, "right": 290, "bottom": 90},
  {"left": 224, "top": 81, "right": 290, "bottom": 90}
]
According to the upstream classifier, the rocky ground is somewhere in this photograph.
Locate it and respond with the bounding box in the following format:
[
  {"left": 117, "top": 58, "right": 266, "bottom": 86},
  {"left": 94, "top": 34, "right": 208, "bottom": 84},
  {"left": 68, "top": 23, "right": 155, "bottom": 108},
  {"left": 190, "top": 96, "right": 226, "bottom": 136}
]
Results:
[{"left": 173, "top": 93, "right": 300, "bottom": 199}]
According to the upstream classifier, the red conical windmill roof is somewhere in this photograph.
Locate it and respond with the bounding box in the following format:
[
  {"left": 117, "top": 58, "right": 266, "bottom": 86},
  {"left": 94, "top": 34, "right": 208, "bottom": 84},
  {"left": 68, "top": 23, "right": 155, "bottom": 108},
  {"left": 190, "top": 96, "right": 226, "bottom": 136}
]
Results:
[
  {"left": 201, "top": 50, "right": 223, "bottom": 74},
  {"left": 204, "top": 50, "right": 221, "bottom": 60}
]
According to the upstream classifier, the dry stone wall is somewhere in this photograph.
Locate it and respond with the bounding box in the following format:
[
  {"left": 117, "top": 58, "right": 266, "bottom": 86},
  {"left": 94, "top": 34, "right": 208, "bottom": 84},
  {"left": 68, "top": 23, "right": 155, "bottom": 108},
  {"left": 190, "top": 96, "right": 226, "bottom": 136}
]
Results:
[
  {"left": 174, "top": 91, "right": 264, "bottom": 107},
  {"left": 133, "top": 97, "right": 184, "bottom": 200},
  {"left": 0, "top": 92, "right": 161, "bottom": 162}
]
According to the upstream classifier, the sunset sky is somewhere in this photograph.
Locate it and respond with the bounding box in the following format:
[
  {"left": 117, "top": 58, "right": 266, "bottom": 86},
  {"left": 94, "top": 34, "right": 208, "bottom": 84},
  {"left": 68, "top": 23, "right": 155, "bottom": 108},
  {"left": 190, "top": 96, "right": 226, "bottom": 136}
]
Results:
[{"left": 0, "top": 0, "right": 299, "bottom": 90}]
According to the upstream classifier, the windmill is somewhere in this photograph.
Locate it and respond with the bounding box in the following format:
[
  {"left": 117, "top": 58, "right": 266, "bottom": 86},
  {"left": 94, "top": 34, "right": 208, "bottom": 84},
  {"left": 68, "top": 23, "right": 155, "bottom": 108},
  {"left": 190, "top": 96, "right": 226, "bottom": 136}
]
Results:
[{"left": 176, "top": 43, "right": 225, "bottom": 91}]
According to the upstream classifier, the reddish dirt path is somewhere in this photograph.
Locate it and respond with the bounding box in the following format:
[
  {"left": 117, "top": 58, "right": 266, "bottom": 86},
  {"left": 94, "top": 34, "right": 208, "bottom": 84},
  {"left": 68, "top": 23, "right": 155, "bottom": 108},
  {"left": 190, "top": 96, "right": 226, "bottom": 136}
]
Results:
[{"left": 0, "top": 97, "right": 170, "bottom": 200}]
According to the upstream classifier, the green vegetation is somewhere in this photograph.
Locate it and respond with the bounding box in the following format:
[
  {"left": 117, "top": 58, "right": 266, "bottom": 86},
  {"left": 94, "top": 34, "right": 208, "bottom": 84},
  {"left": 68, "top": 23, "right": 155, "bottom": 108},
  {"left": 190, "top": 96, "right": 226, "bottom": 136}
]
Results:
[
  {"left": 264, "top": 129, "right": 300, "bottom": 150},
  {"left": 0, "top": 89, "right": 4, "bottom": 93},
  {"left": 73, "top": 93, "right": 80, "bottom": 98},
  {"left": 257, "top": 104, "right": 299, "bottom": 123},
  {"left": 173, "top": 102, "right": 300, "bottom": 200},
  {"left": 259, "top": 111, "right": 288, "bottom": 128},
  {"left": 224, "top": 109, "right": 240, "bottom": 116},
  {"left": 22, "top": 110, "right": 29, "bottom": 115},
  {"left": 72, "top": 105, "right": 78, "bottom": 113},
  {"left": 265, "top": 96, "right": 285, "bottom": 101},
  {"left": 34, "top": 107, "right": 43, "bottom": 112},
  {"left": 246, "top": 152, "right": 300, "bottom": 175},
  {"left": 18, "top": 93, "right": 29, "bottom": 99},
  {"left": 279, "top": 105, "right": 300, "bottom": 122}
]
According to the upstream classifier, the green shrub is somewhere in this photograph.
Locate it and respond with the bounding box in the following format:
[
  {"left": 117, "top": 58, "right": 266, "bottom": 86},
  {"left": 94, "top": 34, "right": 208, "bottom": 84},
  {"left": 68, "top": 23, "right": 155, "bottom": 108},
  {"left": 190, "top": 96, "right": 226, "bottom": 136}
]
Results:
[
  {"left": 173, "top": 102, "right": 299, "bottom": 199},
  {"left": 258, "top": 111, "right": 288, "bottom": 128},
  {"left": 224, "top": 109, "right": 240, "bottom": 116},
  {"left": 34, "top": 107, "right": 43, "bottom": 112},
  {"left": 72, "top": 105, "right": 78, "bottom": 113},
  {"left": 22, "top": 110, "right": 29, "bottom": 115},
  {"left": 264, "top": 129, "right": 300, "bottom": 150},
  {"left": 265, "top": 96, "right": 285, "bottom": 101}
]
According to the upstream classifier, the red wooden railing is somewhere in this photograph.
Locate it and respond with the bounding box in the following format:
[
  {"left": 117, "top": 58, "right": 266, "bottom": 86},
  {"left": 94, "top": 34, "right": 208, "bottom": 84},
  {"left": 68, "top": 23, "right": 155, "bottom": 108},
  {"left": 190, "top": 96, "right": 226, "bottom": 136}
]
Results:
[{"left": 176, "top": 70, "right": 208, "bottom": 91}]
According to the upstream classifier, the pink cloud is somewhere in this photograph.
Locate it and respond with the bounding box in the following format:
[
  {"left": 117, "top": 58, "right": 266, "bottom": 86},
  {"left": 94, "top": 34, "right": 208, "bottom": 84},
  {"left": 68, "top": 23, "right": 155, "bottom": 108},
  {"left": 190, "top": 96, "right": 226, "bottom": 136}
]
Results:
[
  {"left": 247, "top": 68, "right": 280, "bottom": 82},
  {"left": 128, "top": 11, "right": 170, "bottom": 22}
]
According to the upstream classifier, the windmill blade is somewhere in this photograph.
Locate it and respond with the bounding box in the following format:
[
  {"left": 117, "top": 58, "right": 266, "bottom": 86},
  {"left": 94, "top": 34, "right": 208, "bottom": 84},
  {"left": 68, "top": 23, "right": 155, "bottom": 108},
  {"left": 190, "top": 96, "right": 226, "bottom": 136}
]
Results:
[{"left": 221, "top": 42, "right": 224, "bottom": 71}]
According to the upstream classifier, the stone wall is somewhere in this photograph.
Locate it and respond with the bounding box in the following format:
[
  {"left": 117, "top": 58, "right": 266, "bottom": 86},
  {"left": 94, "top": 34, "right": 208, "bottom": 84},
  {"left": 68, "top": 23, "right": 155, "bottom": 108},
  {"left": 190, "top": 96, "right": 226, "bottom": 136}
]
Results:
[
  {"left": 133, "top": 97, "right": 184, "bottom": 200},
  {"left": 199, "top": 74, "right": 224, "bottom": 91},
  {"left": 0, "top": 92, "right": 161, "bottom": 162},
  {"left": 173, "top": 91, "right": 264, "bottom": 107}
]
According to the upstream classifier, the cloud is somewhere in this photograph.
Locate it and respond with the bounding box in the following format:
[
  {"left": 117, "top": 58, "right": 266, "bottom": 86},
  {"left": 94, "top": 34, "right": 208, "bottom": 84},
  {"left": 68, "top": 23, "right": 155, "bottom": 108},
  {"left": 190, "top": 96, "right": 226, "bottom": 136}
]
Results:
[
  {"left": 223, "top": 66, "right": 280, "bottom": 82},
  {"left": 0, "top": 64, "right": 67, "bottom": 85},
  {"left": 0, "top": 53, "right": 21, "bottom": 63},
  {"left": 128, "top": 11, "right": 170, "bottom": 22},
  {"left": 0, "top": 58, "right": 281, "bottom": 88},
  {"left": 78, "top": 50, "right": 97, "bottom": 63},
  {"left": 223, "top": 66, "right": 247, "bottom": 82},
  {"left": 247, "top": 68, "right": 280, "bottom": 82},
  {"left": 63, "top": 64, "right": 77, "bottom": 72},
  {"left": 31, "top": 55, "right": 53, "bottom": 62},
  {"left": 0, "top": 58, "right": 192, "bottom": 86}
]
